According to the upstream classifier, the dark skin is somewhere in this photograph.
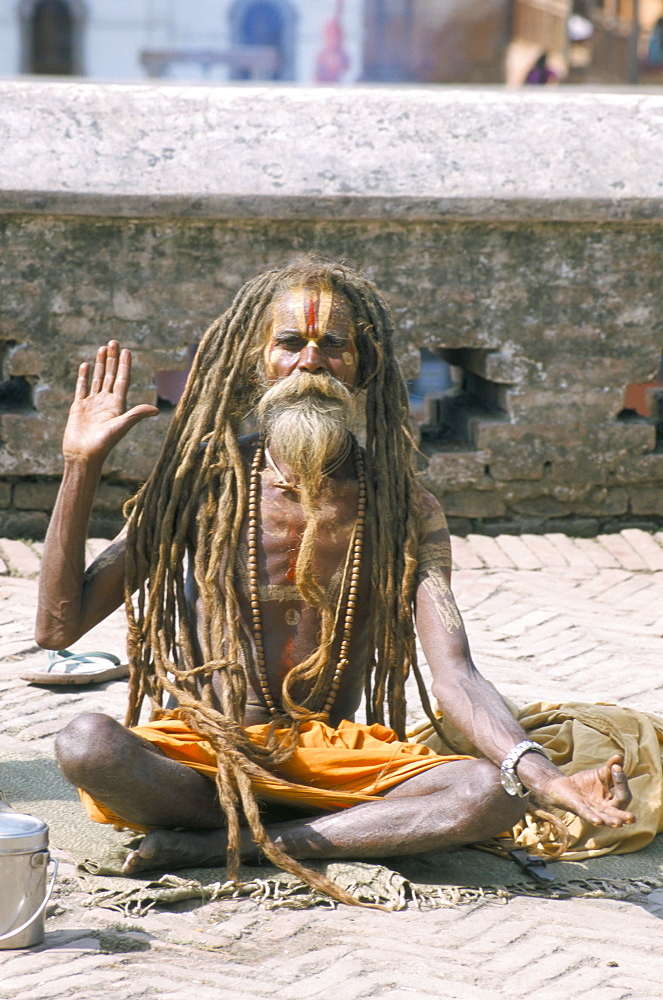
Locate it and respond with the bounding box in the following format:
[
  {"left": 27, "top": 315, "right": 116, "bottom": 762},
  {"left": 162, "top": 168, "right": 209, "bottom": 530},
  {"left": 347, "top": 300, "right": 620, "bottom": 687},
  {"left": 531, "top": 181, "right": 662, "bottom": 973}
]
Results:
[{"left": 40, "top": 287, "right": 635, "bottom": 874}]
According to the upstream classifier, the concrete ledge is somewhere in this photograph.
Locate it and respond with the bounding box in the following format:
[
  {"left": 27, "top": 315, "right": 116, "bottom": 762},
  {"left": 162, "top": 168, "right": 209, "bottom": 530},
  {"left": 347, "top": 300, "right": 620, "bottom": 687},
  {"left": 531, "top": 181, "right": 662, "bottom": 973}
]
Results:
[{"left": 2, "top": 80, "right": 663, "bottom": 222}]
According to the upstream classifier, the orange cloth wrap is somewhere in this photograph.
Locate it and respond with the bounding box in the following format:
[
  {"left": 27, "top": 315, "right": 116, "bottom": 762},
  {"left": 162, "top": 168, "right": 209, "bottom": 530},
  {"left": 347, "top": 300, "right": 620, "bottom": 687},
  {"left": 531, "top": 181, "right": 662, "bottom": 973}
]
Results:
[{"left": 79, "top": 717, "right": 471, "bottom": 831}]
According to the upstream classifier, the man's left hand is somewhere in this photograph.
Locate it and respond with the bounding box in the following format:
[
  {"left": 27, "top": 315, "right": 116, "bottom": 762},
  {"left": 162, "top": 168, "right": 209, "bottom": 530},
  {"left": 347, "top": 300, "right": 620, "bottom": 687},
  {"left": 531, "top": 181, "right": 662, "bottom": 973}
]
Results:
[{"left": 536, "top": 753, "right": 636, "bottom": 829}]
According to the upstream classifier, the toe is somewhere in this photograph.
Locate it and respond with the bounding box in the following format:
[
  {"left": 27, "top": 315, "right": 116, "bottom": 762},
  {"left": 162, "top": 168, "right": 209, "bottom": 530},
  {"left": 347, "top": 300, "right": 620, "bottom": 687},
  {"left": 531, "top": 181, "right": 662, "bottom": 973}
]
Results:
[
  {"left": 122, "top": 837, "right": 157, "bottom": 874},
  {"left": 122, "top": 849, "right": 141, "bottom": 874}
]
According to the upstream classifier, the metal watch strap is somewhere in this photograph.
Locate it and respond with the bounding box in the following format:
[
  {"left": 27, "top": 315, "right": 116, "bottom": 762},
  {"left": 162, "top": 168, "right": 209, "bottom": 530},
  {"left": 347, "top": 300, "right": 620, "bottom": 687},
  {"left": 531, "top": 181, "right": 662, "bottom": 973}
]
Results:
[{"left": 500, "top": 740, "right": 549, "bottom": 798}]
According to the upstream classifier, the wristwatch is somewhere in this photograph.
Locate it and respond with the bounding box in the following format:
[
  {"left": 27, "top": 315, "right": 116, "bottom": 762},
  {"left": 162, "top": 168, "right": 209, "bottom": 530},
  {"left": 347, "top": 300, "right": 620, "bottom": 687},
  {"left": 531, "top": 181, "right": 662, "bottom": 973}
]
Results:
[{"left": 500, "top": 740, "right": 549, "bottom": 798}]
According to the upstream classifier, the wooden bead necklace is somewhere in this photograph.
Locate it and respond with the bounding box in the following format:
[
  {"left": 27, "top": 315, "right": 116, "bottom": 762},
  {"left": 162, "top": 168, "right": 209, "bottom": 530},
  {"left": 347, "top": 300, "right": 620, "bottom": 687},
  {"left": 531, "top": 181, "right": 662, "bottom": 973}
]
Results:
[{"left": 247, "top": 435, "right": 367, "bottom": 718}]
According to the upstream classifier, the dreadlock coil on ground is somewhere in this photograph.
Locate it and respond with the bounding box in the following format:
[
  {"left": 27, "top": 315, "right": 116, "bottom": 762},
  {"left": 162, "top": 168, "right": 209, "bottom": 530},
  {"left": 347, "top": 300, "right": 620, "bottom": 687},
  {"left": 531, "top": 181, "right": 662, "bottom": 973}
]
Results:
[{"left": 121, "top": 258, "right": 430, "bottom": 905}]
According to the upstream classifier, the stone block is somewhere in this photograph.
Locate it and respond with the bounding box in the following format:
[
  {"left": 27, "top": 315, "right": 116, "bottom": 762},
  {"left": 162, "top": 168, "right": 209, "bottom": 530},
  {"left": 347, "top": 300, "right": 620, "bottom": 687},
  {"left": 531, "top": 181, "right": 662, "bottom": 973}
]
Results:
[
  {"left": 608, "top": 453, "right": 663, "bottom": 486},
  {"left": 506, "top": 388, "right": 625, "bottom": 424},
  {"left": 471, "top": 421, "right": 521, "bottom": 451},
  {"left": 424, "top": 450, "right": 492, "bottom": 490},
  {"left": 13, "top": 480, "right": 60, "bottom": 510},
  {"left": 489, "top": 453, "right": 545, "bottom": 483},
  {"left": 542, "top": 355, "right": 656, "bottom": 389},
  {"left": 0, "top": 481, "right": 11, "bottom": 508},
  {"left": 0, "top": 510, "right": 49, "bottom": 539},
  {"left": 0, "top": 317, "right": 24, "bottom": 339},
  {"left": 0, "top": 413, "right": 65, "bottom": 476},
  {"left": 50, "top": 314, "right": 93, "bottom": 342},
  {"left": 4, "top": 343, "right": 44, "bottom": 376},
  {"left": 501, "top": 481, "right": 557, "bottom": 503},
  {"left": 477, "top": 420, "right": 656, "bottom": 470},
  {"left": 103, "top": 420, "right": 170, "bottom": 481},
  {"left": 549, "top": 483, "right": 593, "bottom": 503},
  {"left": 511, "top": 495, "right": 573, "bottom": 517},
  {"left": 536, "top": 517, "right": 600, "bottom": 538},
  {"left": 568, "top": 486, "right": 630, "bottom": 516},
  {"left": 475, "top": 432, "right": 574, "bottom": 482},
  {"left": 630, "top": 486, "right": 663, "bottom": 516},
  {"left": 440, "top": 490, "right": 506, "bottom": 519},
  {"left": 32, "top": 385, "right": 79, "bottom": 411},
  {"left": 141, "top": 346, "right": 192, "bottom": 372},
  {"left": 112, "top": 289, "right": 148, "bottom": 321},
  {"left": 611, "top": 420, "right": 657, "bottom": 453},
  {"left": 545, "top": 460, "right": 609, "bottom": 488},
  {"left": 94, "top": 481, "right": 133, "bottom": 514}
]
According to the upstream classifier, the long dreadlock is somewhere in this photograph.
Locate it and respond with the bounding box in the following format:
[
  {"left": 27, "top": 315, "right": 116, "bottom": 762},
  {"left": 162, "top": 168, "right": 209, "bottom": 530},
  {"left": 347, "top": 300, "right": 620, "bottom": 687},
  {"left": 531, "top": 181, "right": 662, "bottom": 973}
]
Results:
[{"left": 123, "top": 258, "right": 434, "bottom": 905}]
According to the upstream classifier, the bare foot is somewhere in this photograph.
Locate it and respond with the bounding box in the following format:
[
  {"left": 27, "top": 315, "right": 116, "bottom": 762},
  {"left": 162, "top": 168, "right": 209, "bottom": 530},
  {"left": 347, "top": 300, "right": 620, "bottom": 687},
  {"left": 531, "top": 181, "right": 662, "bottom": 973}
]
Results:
[{"left": 122, "top": 828, "right": 228, "bottom": 874}]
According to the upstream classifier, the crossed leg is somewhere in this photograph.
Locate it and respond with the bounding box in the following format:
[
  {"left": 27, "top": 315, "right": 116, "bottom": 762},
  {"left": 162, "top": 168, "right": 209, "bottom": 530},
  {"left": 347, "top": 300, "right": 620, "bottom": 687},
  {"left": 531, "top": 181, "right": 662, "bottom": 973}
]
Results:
[{"left": 56, "top": 713, "right": 527, "bottom": 874}]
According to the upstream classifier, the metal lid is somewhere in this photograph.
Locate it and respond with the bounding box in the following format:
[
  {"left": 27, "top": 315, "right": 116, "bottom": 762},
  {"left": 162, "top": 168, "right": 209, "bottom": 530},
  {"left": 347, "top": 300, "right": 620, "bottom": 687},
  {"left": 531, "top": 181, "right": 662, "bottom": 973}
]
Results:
[{"left": 0, "top": 811, "right": 48, "bottom": 853}]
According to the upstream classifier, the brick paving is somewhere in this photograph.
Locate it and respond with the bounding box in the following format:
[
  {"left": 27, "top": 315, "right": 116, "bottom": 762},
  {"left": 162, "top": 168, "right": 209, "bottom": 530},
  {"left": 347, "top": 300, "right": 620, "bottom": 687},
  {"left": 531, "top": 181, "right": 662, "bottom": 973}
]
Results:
[{"left": 2, "top": 533, "right": 663, "bottom": 999}]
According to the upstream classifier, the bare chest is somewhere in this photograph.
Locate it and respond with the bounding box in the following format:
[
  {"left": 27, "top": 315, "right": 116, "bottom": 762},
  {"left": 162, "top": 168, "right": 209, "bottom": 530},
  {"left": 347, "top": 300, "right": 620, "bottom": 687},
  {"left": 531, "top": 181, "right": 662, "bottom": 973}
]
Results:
[
  {"left": 235, "top": 475, "right": 371, "bottom": 722},
  {"left": 249, "top": 481, "right": 360, "bottom": 596}
]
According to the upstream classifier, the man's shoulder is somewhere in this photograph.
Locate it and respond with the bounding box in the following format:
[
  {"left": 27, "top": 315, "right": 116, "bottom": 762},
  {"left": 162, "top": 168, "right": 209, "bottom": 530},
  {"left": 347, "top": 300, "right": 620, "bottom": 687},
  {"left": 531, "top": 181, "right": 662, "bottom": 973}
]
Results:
[
  {"left": 414, "top": 482, "right": 449, "bottom": 538},
  {"left": 413, "top": 484, "right": 452, "bottom": 577}
]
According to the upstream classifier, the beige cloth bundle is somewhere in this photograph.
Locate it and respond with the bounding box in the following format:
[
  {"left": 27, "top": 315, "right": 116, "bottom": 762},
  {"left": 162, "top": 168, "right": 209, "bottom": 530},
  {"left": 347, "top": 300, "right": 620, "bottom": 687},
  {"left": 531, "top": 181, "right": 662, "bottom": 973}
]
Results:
[{"left": 409, "top": 698, "right": 663, "bottom": 860}]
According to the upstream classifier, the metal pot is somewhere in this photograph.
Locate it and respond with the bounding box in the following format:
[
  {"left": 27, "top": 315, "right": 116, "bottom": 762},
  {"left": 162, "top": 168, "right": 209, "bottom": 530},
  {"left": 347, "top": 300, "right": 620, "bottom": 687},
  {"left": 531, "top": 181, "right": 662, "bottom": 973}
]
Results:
[{"left": 0, "top": 808, "right": 58, "bottom": 949}]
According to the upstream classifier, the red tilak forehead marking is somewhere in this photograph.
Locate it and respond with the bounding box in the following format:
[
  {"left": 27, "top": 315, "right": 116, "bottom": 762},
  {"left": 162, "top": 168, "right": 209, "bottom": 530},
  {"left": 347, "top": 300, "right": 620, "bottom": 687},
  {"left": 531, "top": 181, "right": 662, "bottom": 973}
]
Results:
[{"left": 306, "top": 294, "right": 317, "bottom": 336}]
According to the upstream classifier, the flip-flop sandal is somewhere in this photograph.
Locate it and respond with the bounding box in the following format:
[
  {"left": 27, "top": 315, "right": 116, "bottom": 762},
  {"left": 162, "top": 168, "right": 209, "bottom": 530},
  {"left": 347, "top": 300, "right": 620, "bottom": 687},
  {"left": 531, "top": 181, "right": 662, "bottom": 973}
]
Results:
[{"left": 20, "top": 649, "right": 130, "bottom": 686}]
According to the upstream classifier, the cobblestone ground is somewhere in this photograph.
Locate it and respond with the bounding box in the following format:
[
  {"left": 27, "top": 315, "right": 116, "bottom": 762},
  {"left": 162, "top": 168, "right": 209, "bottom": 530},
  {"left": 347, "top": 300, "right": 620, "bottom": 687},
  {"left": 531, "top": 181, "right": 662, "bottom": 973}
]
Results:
[{"left": 2, "top": 531, "right": 663, "bottom": 1000}]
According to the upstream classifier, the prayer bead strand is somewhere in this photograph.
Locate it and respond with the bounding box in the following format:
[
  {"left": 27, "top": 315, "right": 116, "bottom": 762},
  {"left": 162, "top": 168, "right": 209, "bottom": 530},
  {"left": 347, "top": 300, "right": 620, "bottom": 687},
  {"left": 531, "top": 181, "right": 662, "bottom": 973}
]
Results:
[
  {"left": 247, "top": 436, "right": 366, "bottom": 718},
  {"left": 322, "top": 444, "right": 366, "bottom": 716}
]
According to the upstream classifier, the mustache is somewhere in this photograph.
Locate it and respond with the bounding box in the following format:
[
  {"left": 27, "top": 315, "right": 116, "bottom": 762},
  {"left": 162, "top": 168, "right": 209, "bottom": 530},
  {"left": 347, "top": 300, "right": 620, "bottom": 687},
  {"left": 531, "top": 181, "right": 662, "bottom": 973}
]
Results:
[{"left": 256, "top": 371, "right": 355, "bottom": 415}]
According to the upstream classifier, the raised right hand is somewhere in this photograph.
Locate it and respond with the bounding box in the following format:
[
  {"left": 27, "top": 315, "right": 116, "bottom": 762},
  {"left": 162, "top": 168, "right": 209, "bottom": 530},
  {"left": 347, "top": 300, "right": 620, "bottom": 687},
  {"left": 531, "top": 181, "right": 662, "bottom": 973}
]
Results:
[{"left": 62, "top": 341, "right": 159, "bottom": 466}]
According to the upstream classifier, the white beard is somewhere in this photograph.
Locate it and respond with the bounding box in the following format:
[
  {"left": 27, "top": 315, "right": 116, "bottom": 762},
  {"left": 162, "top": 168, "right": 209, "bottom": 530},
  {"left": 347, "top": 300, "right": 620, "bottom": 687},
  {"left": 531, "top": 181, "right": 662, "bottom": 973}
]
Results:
[{"left": 256, "top": 372, "right": 356, "bottom": 485}]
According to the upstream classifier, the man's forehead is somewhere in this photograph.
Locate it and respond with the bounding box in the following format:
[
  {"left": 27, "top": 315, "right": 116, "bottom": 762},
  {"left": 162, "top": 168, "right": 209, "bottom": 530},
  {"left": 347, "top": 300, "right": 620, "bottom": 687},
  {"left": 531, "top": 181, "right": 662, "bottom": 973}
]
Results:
[{"left": 269, "top": 284, "right": 355, "bottom": 334}]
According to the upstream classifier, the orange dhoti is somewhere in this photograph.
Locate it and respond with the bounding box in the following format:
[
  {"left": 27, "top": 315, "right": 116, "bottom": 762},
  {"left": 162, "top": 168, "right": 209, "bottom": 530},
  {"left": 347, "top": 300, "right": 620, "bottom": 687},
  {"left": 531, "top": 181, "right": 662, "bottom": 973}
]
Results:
[{"left": 79, "top": 717, "right": 471, "bottom": 832}]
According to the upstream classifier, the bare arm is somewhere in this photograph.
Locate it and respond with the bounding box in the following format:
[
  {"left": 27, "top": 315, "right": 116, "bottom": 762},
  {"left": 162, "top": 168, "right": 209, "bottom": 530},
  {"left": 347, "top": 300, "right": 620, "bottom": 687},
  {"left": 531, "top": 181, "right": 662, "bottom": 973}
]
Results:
[
  {"left": 414, "top": 492, "right": 634, "bottom": 830},
  {"left": 35, "top": 341, "right": 158, "bottom": 649}
]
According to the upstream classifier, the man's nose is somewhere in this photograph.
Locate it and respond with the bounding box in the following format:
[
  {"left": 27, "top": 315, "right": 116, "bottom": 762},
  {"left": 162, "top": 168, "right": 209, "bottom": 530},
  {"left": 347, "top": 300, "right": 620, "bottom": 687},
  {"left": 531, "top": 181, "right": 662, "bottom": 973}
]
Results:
[{"left": 297, "top": 341, "right": 328, "bottom": 373}]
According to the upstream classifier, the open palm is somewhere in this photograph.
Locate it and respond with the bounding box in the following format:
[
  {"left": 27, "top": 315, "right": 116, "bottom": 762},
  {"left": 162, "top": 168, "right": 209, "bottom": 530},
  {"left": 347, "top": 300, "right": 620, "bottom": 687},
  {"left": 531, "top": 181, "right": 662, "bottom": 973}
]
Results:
[
  {"left": 540, "top": 754, "right": 635, "bottom": 829},
  {"left": 63, "top": 341, "right": 159, "bottom": 465}
]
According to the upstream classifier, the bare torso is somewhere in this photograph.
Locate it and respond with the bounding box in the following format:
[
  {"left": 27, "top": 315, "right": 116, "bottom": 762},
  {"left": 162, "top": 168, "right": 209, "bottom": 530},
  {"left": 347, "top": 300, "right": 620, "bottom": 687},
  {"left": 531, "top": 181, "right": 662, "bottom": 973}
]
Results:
[{"left": 188, "top": 437, "right": 372, "bottom": 726}]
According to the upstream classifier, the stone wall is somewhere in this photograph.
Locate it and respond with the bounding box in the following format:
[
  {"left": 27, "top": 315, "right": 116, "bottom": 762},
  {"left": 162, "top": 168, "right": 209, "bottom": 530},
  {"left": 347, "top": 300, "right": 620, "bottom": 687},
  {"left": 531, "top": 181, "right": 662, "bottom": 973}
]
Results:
[{"left": 1, "top": 81, "right": 662, "bottom": 538}]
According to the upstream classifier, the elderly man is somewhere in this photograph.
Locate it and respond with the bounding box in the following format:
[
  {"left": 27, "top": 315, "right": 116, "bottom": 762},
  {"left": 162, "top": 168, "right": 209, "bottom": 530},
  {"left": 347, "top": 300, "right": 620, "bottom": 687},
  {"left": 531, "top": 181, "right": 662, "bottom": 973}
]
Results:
[{"left": 36, "top": 260, "right": 633, "bottom": 899}]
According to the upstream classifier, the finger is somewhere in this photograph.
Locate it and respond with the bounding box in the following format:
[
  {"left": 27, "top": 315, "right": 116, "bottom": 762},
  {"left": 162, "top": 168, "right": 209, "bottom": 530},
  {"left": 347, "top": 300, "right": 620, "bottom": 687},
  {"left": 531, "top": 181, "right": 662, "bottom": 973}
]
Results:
[
  {"left": 594, "top": 754, "right": 624, "bottom": 788},
  {"left": 578, "top": 802, "right": 636, "bottom": 829},
  {"left": 610, "top": 764, "right": 632, "bottom": 809},
  {"left": 74, "top": 362, "right": 89, "bottom": 400},
  {"left": 113, "top": 348, "right": 132, "bottom": 399},
  {"left": 602, "top": 807, "right": 636, "bottom": 828},
  {"left": 102, "top": 341, "right": 120, "bottom": 394},
  {"left": 120, "top": 404, "right": 160, "bottom": 429},
  {"left": 90, "top": 346, "right": 108, "bottom": 395}
]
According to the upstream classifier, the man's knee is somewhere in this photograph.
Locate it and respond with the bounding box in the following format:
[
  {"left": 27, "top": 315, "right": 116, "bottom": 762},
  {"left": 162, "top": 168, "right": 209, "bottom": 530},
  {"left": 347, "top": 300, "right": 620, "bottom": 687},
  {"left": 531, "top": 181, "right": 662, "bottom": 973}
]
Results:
[{"left": 55, "top": 712, "right": 125, "bottom": 785}]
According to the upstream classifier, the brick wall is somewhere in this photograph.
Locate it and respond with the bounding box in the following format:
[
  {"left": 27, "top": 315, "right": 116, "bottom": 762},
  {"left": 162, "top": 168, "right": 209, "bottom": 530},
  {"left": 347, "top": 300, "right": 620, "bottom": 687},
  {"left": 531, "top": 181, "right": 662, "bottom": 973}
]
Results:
[{"left": 1, "top": 82, "right": 662, "bottom": 538}]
